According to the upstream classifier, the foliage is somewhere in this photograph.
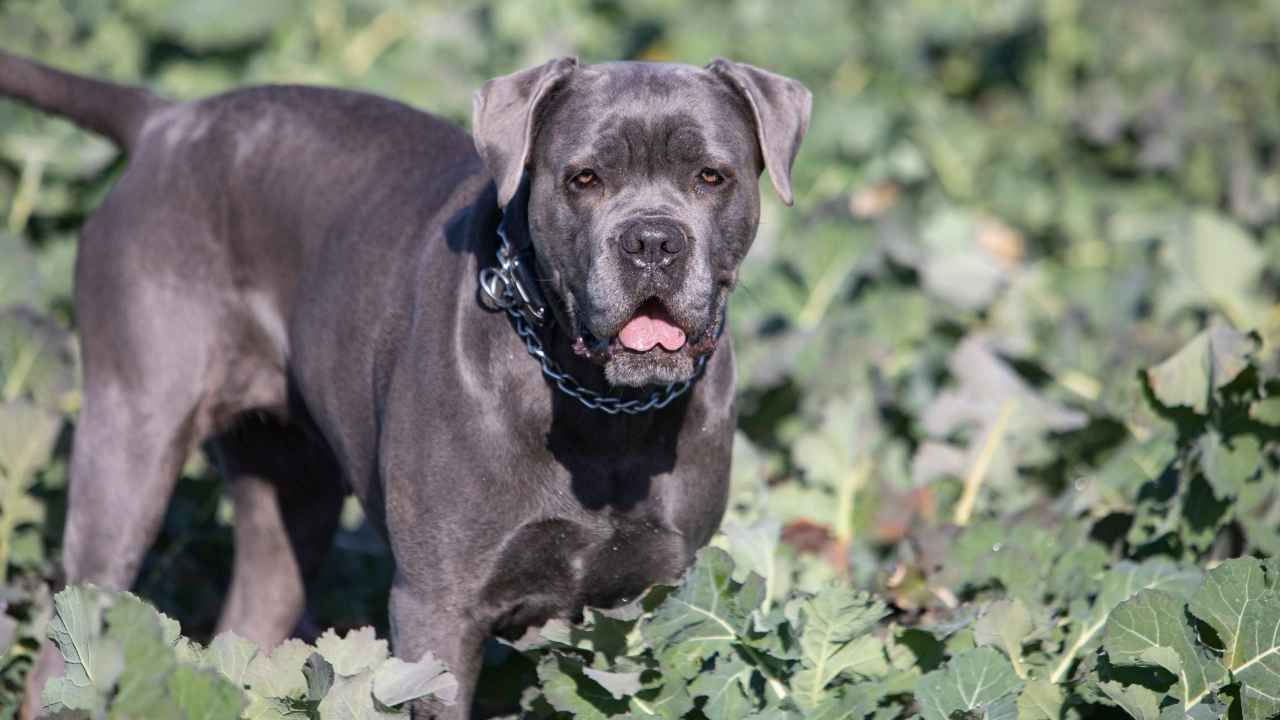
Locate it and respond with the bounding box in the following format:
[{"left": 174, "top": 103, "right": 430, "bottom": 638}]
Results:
[
  {"left": 37, "top": 585, "right": 456, "bottom": 718},
  {"left": 2, "top": 0, "right": 1280, "bottom": 718}
]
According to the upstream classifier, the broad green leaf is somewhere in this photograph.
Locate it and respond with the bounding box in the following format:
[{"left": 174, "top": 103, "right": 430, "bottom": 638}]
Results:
[
  {"left": 104, "top": 594, "right": 181, "bottom": 718},
  {"left": 537, "top": 655, "right": 630, "bottom": 720},
  {"left": 41, "top": 585, "right": 121, "bottom": 714},
  {"left": 245, "top": 638, "right": 315, "bottom": 699},
  {"left": 206, "top": 631, "right": 258, "bottom": 688},
  {"left": 915, "top": 647, "right": 1023, "bottom": 720},
  {"left": 372, "top": 652, "right": 458, "bottom": 707},
  {"left": 0, "top": 233, "right": 40, "bottom": 307},
  {"left": 1016, "top": 679, "right": 1063, "bottom": 720},
  {"left": 0, "top": 401, "right": 60, "bottom": 480},
  {"left": 1096, "top": 679, "right": 1163, "bottom": 720},
  {"left": 1104, "top": 590, "right": 1227, "bottom": 711},
  {"left": 792, "top": 588, "right": 890, "bottom": 710},
  {"left": 1167, "top": 212, "right": 1265, "bottom": 325},
  {"left": 1145, "top": 320, "right": 1259, "bottom": 413},
  {"left": 689, "top": 654, "right": 756, "bottom": 720},
  {"left": 974, "top": 600, "right": 1033, "bottom": 679},
  {"left": 539, "top": 606, "right": 636, "bottom": 661},
  {"left": 316, "top": 670, "right": 396, "bottom": 720},
  {"left": 581, "top": 667, "right": 643, "bottom": 701},
  {"left": 807, "top": 685, "right": 881, "bottom": 720},
  {"left": 169, "top": 662, "right": 246, "bottom": 720},
  {"left": 1052, "top": 560, "right": 1202, "bottom": 684},
  {"left": 721, "top": 519, "right": 782, "bottom": 597},
  {"left": 304, "top": 652, "right": 335, "bottom": 701},
  {"left": 316, "top": 626, "right": 388, "bottom": 677},
  {"left": 1250, "top": 396, "right": 1280, "bottom": 426},
  {"left": 1197, "top": 432, "right": 1261, "bottom": 499},
  {"left": 242, "top": 695, "right": 295, "bottom": 720},
  {"left": 632, "top": 677, "right": 695, "bottom": 720},
  {"left": 0, "top": 309, "right": 78, "bottom": 411},
  {"left": 1187, "top": 558, "right": 1280, "bottom": 720},
  {"left": 642, "top": 549, "right": 752, "bottom": 672}
]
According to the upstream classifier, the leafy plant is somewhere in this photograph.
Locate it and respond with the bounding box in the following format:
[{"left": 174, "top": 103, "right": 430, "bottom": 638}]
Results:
[
  {"left": 38, "top": 585, "right": 456, "bottom": 719},
  {"left": 3, "top": 1, "right": 1280, "bottom": 718}
]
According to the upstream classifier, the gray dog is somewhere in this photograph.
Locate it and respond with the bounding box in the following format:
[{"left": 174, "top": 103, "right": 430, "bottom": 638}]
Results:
[{"left": 0, "top": 51, "right": 810, "bottom": 717}]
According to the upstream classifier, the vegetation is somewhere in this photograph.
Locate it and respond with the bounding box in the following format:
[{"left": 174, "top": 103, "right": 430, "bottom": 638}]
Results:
[{"left": 3, "top": 1, "right": 1280, "bottom": 717}]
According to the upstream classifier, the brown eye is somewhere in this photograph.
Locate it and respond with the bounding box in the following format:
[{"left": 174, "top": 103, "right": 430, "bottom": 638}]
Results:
[
  {"left": 699, "top": 168, "right": 725, "bottom": 187},
  {"left": 570, "top": 169, "right": 597, "bottom": 189}
]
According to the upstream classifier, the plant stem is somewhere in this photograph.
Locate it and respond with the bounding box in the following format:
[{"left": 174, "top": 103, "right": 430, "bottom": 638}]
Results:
[{"left": 953, "top": 400, "right": 1016, "bottom": 526}]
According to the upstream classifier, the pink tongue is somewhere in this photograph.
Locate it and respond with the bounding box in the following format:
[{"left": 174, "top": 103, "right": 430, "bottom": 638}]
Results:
[{"left": 618, "top": 303, "right": 686, "bottom": 352}]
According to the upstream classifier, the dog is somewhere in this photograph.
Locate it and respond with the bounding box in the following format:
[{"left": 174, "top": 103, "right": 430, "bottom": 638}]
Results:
[{"left": 0, "top": 51, "right": 810, "bottom": 718}]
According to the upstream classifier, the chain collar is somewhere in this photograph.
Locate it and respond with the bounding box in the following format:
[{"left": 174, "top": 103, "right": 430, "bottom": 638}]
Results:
[{"left": 478, "top": 182, "right": 707, "bottom": 415}]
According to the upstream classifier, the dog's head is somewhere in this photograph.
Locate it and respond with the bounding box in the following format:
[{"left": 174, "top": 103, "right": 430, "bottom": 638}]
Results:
[{"left": 473, "top": 59, "right": 811, "bottom": 387}]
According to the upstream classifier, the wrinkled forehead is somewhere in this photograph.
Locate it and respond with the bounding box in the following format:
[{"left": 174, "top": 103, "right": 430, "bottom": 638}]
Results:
[{"left": 534, "top": 62, "right": 758, "bottom": 171}]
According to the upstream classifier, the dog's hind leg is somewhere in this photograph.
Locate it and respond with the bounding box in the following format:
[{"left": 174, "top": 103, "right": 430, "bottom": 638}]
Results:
[
  {"left": 210, "top": 416, "right": 345, "bottom": 649},
  {"left": 22, "top": 196, "right": 238, "bottom": 716}
]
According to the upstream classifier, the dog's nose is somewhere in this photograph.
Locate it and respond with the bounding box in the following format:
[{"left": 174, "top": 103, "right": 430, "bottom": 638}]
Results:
[{"left": 619, "top": 220, "right": 686, "bottom": 267}]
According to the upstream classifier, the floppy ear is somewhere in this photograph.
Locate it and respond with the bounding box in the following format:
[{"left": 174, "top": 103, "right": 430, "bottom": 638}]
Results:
[
  {"left": 472, "top": 57, "right": 578, "bottom": 207},
  {"left": 706, "top": 58, "right": 812, "bottom": 206}
]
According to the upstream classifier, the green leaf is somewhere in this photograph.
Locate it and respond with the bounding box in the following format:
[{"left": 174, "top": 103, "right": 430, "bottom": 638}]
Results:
[
  {"left": 304, "top": 652, "right": 335, "bottom": 701},
  {"left": 205, "top": 631, "right": 259, "bottom": 688},
  {"left": 0, "top": 309, "right": 78, "bottom": 411},
  {"left": 1052, "top": 560, "right": 1202, "bottom": 684},
  {"left": 1015, "top": 679, "right": 1063, "bottom": 720},
  {"left": 1096, "top": 679, "right": 1163, "bottom": 720},
  {"left": 1168, "top": 212, "right": 1265, "bottom": 325},
  {"left": 1250, "top": 396, "right": 1280, "bottom": 426},
  {"left": 316, "top": 669, "right": 395, "bottom": 720},
  {"left": 104, "top": 593, "right": 181, "bottom": 718},
  {"left": 632, "top": 677, "right": 695, "bottom": 720},
  {"left": 974, "top": 600, "right": 1033, "bottom": 679},
  {"left": 537, "top": 654, "right": 631, "bottom": 720},
  {"left": 1104, "top": 590, "right": 1227, "bottom": 711},
  {"left": 0, "top": 400, "right": 61, "bottom": 481},
  {"left": 245, "top": 638, "right": 315, "bottom": 699},
  {"left": 372, "top": 652, "right": 458, "bottom": 707},
  {"left": 792, "top": 588, "right": 890, "bottom": 710},
  {"left": 806, "top": 685, "right": 882, "bottom": 720},
  {"left": 642, "top": 549, "right": 752, "bottom": 674},
  {"left": 581, "top": 667, "right": 643, "bottom": 701},
  {"left": 41, "top": 585, "right": 122, "bottom": 714},
  {"left": 316, "top": 626, "right": 388, "bottom": 677},
  {"left": 539, "top": 606, "right": 636, "bottom": 661},
  {"left": 1187, "top": 558, "right": 1280, "bottom": 720},
  {"left": 689, "top": 654, "right": 756, "bottom": 720},
  {"left": 169, "top": 663, "right": 246, "bottom": 720},
  {"left": 915, "top": 647, "right": 1023, "bottom": 720},
  {"left": 1145, "top": 320, "right": 1259, "bottom": 413},
  {"left": 1197, "top": 432, "right": 1261, "bottom": 499}
]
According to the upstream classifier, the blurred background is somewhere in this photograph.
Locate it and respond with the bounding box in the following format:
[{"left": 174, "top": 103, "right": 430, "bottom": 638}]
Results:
[{"left": 2, "top": 0, "right": 1279, "bottom": 713}]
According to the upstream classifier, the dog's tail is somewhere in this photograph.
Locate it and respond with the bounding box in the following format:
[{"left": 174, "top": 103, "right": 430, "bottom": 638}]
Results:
[{"left": 0, "top": 51, "right": 167, "bottom": 151}]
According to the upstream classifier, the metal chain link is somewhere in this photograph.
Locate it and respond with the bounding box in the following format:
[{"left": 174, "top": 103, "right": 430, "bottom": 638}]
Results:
[{"left": 479, "top": 245, "right": 707, "bottom": 415}]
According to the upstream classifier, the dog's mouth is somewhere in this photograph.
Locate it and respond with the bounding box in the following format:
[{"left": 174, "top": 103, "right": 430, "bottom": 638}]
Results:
[
  {"left": 571, "top": 295, "right": 723, "bottom": 369},
  {"left": 616, "top": 299, "right": 686, "bottom": 353}
]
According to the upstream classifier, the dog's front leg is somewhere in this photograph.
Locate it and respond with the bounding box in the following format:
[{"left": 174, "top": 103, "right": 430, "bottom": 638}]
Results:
[{"left": 389, "top": 572, "right": 486, "bottom": 720}]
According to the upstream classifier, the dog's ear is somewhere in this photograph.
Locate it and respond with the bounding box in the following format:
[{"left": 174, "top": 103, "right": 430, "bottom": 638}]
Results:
[
  {"left": 706, "top": 59, "right": 812, "bottom": 206},
  {"left": 473, "top": 57, "right": 578, "bottom": 207}
]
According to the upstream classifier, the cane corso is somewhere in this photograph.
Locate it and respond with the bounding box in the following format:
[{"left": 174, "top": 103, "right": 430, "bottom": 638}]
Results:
[{"left": 0, "top": 51, "right": 810, "bottom": 717}]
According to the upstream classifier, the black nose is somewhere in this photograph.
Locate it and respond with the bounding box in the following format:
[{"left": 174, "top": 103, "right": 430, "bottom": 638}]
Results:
[{"left": 619, "top": 219, "right": 687, "bottom": 267}]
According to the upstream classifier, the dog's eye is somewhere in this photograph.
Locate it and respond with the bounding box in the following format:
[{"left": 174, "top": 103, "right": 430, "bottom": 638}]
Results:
[
  {"left": 569, "top": 169, "right": 598, "bottom": 189},
  {"left": 698, "top": 168, "right": 725, "bottom": 187}
]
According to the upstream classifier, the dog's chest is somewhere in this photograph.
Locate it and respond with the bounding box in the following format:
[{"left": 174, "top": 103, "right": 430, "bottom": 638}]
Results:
[{"left": 479, "top": 510, "right": 690, "bottom": 635}]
